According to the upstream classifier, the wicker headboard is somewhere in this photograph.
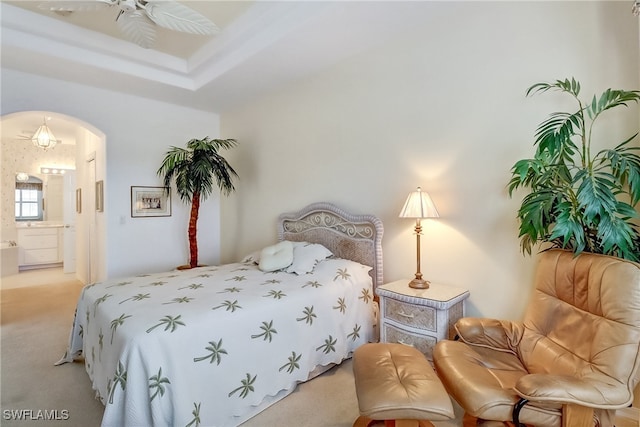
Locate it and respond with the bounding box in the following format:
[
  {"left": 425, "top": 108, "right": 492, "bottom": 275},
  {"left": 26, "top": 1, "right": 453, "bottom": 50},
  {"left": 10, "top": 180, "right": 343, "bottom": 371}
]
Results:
[{"left": 277, "top": 202, "right": 384, "bottom": 289}]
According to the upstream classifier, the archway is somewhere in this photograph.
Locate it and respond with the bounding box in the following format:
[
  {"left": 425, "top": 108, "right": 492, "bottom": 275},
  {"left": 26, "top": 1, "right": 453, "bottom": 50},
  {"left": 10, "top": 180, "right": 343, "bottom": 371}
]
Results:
[{"left": 1, "top": 111, "right": 106, "bottom": 285}]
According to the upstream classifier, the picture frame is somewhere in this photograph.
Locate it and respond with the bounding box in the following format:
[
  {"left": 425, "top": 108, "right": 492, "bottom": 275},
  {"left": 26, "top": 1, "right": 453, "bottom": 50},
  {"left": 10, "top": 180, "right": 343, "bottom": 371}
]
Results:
[
  {"left": 95, "top": 180, "right": 104, "bottom": 212},
  {"left": 131, "top": 186, "right": 171, "bottom": 218},
  {"left": 76, "top": 188, "right": 82, "bottom": 213}
]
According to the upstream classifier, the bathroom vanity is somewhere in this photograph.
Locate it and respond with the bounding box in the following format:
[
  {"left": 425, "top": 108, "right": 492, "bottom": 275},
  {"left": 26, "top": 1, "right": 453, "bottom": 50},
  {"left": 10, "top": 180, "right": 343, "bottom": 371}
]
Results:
[{"left": 17, "top": 224, "right": 64, "bottom": 269}]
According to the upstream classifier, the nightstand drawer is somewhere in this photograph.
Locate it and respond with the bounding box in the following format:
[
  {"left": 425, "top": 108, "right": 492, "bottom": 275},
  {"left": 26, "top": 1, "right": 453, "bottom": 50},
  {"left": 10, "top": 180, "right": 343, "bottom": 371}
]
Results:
[
  {"left": 383, "top": 323, "right": 437, "bottom": 359},
  {"left": 384, "top": 298, "right": 436, "bottom": 332}
]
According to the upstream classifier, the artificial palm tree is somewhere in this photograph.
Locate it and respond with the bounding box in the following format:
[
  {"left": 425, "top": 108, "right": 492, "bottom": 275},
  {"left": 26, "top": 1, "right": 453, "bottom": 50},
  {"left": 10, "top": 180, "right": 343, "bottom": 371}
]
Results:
[
  {"left": 158, "top": 137, "right": 238, "bottom": 269},
  {"left": 508, "top": 78, "right": 640, "bottom": 261}
]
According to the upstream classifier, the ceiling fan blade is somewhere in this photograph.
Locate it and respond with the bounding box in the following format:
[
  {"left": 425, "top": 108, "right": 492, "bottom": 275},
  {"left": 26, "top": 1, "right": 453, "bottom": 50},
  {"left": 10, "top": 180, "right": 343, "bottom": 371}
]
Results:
[
  {"left": 143, "top": 1, "right": 219, "bottom": 35},
  {"left": 116, "top": 10, "right": 156, "bottom": 48},
  {"left": 38, "top": 0, "right": 116, "bottom": 12}
]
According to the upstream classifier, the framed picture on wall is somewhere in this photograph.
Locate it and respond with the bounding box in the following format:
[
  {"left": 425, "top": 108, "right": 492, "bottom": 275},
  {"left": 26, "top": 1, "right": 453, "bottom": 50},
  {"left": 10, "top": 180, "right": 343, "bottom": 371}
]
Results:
[
  {"left": 131, "top": 186, "right": 171, "bottom": 218},
  {"left": 95, "top": 180, "right": 104, "bottom": 212},
  {"left": 76, "top": 188, "right": 82, "bottom": 213}
]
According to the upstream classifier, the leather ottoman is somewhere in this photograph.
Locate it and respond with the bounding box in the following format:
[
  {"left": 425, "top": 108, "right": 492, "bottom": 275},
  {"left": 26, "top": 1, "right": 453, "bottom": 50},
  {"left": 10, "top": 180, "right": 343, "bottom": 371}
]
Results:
[{"left": 352, "top": 343, "right": 454, "bottom": 427}]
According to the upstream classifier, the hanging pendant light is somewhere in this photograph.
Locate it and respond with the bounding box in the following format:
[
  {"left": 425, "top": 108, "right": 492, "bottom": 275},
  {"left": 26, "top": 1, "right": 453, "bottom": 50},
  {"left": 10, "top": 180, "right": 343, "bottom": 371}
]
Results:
[{"left": 31, "top": 118, "right": 58, "bottom": 150}]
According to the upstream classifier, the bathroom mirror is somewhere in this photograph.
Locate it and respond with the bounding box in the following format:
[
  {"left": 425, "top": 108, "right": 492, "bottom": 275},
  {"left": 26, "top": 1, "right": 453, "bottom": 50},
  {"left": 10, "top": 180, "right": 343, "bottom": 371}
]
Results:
[{"left": 14, "top": 174, "right": 64, "bottom": 222}]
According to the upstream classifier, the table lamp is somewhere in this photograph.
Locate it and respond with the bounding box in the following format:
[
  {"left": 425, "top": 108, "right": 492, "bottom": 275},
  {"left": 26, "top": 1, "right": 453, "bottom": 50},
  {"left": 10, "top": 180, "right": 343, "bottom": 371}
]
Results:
[{"left": 399, "top": 187, "right": 439, "bottom": 289}]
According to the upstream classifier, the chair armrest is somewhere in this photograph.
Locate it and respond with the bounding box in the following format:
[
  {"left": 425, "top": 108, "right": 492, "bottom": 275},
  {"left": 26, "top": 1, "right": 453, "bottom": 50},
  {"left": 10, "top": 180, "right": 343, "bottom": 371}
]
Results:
[
  {"left": 515, "top": 373, "right": 633, "bottom": 409},
  {"left": 454, "top": 317, "right": 524, "bottom": 353}
]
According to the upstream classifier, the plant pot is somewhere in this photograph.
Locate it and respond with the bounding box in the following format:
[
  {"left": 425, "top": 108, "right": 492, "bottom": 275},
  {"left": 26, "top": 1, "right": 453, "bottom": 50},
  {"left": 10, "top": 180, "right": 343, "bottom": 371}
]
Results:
[{"left": 176, "top": 264, "right": 207, "bottom": 270}]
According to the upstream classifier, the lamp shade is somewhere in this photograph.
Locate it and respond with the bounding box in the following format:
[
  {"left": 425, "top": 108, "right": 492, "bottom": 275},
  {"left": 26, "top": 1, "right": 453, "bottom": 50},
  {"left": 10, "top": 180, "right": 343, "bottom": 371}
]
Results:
[{"left": 399, "top": 187, "right": 439, "bottom": 219}]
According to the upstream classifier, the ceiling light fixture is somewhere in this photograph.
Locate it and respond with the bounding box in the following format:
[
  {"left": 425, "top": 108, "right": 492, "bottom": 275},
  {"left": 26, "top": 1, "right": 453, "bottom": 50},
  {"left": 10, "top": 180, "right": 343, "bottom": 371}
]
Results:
[
  {"left": 31, "top": 118, "right": 59, "bottom": 150},
  {"left": 41, "top": 166, "right": 73, "bottom": 175}
]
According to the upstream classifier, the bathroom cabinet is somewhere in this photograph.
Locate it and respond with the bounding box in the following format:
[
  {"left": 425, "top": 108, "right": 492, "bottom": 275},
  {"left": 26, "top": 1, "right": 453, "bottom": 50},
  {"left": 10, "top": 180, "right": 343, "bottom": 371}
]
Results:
[{"left": 17, "top": 226, "right": 63, "bottom": 268}]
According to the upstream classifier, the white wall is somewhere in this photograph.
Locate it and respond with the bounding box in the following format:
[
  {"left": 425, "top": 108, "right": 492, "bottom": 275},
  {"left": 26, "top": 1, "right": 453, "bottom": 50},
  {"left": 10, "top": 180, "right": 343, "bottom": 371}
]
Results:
[
  {"left": 1, "top": 69, "right": 223, "bottom": 280},
  {"left": 221, "top": 1, "right": 640, "bottom": 320}
]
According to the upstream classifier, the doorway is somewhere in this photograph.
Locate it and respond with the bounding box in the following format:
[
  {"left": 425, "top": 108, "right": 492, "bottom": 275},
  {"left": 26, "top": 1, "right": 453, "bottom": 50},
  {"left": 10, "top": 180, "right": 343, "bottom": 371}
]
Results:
[{"left": 0, "top": 111, "right": 106, "bottom": 287}]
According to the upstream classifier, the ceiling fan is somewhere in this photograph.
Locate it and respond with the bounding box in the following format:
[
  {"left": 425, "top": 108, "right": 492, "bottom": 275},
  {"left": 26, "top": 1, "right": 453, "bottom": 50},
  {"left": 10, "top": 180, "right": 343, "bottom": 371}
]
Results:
[{"left": 38, "top": 0, "right": 219, "bottom": 49}]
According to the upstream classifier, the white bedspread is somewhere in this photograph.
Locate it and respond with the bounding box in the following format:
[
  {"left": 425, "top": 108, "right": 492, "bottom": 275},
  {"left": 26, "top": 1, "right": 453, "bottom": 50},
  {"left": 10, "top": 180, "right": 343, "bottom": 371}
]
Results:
[{"left": 58, "top": 257, "right": 374, "bottom": 427}]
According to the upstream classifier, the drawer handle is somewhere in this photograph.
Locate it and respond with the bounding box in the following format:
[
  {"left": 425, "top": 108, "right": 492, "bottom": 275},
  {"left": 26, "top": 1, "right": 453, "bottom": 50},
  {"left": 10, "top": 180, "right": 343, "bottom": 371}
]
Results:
[
  {"left": 398, "top": 340, "right": 414, "bottom": 347},
  {"left": 397, "top": 310, "right": 414, "bottom": 319}
]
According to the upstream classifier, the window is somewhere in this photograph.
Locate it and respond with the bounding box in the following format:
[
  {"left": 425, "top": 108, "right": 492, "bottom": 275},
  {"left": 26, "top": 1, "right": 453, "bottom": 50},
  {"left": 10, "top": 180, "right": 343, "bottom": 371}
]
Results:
[{"left": 15, "top": 178, "right": 43, "bottom": 221}]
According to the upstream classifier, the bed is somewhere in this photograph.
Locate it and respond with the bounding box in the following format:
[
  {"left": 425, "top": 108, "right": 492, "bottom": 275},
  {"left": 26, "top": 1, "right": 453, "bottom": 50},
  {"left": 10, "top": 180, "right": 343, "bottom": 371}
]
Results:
[{"left": 56, "top": 202, "right": 384, "bottom": 427}]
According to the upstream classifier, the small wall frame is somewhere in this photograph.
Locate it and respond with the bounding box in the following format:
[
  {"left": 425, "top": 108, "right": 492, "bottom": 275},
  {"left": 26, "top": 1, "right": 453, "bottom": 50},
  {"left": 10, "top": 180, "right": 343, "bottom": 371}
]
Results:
[
  {"left": 95, "top": 180, "right": 104, "bottom": 212},
  {"left": 131, "top": 186, "right": 171, "bottom": 218},
  {"left": 76, "top": 188, "right": 82, "bottom": 213}
]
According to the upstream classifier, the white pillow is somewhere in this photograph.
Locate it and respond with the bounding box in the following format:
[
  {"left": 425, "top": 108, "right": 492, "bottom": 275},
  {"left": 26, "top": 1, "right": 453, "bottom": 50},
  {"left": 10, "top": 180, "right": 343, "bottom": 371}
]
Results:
[
  {"left": 286, "top": 242, "right": 333, "bottom": 275},
  {"left": 259, "top": 241, "right": 294, "bottom": 272}
]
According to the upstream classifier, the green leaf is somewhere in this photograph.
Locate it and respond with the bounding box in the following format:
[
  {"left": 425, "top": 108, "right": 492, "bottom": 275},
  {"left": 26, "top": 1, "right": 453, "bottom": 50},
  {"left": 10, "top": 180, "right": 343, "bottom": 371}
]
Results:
[
  {"left": 586, "top": 89, "right": 640, "bottom": 120},
  {"left": 548, "top": 205, "right": 585, "bottom": 253},
  {"left": 515, "top": 189, "right": 560, "bottom": 253},
  {"left": 614, "top": 200, "right": 640, "bottom": 220},
  {"left": 575, "top": 172, "right": 617, "bottom": 220},
  {"left": 597, "top": 214, "right": 638, "bottom": 261}
]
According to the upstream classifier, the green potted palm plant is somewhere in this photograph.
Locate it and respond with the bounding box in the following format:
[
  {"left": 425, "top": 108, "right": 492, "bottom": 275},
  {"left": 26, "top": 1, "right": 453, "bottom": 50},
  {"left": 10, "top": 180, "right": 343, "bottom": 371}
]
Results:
[
  {"left": 508, "top": 78, "right": 640, "bottom": 261},
  {"left": 158, "top": 137, "right": 238, "bottom": 269}
]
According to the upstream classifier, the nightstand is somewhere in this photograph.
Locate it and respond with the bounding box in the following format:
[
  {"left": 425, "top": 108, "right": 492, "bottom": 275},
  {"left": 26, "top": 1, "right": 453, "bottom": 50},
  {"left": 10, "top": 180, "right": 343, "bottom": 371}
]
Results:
[{"left": 376, "top": 279, "right": 470, "bottom": 360}]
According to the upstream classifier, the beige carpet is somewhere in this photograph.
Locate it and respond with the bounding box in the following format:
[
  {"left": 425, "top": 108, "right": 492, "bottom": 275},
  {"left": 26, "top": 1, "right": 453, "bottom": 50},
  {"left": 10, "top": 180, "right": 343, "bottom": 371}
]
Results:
[
  {"left": 1, "top": 277, "right": 463, "bottom": 427},
  {"left": 1, "top": 280, "right": 105, "bottom": 427}
]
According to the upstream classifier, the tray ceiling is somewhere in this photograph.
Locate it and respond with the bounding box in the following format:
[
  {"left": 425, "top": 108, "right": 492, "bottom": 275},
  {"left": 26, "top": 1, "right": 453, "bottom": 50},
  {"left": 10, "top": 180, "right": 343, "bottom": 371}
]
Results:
[{"left": 1, "top": 1, "right": 443, "bottom": 113}]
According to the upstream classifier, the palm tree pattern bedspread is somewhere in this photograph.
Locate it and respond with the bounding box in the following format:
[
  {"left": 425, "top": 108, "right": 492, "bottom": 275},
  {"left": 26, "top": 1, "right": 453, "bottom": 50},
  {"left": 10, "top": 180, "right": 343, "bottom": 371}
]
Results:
[{"left": 59, "top": 257, "right": 374, "bottom": 427}]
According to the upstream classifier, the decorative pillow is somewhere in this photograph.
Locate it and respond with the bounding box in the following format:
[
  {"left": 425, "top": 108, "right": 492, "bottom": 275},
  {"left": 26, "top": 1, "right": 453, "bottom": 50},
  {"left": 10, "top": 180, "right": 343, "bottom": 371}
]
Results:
[
  {"left": 286, "top": 242, "right": 333, "bottom": 275},
  {"left": 259, "top": 240, "right": 294, "bottom": 272}
]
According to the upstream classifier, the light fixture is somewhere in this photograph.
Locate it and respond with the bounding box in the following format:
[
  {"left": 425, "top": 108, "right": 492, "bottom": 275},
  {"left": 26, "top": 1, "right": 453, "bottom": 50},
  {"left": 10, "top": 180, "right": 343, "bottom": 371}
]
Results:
[
  {"left": 634, "top": 0, "right": 639, "bottom": 16},
  {"left": 40, "top": 167, "right": 73, "bottom": 175},
  {"left": 399, "top": 187, "right": 439, "bottom": 289},
  {"left": 31, "top": 118, "right": 59, "bottom": 150},
  {"left": 16, "top": 172, "right": 29, "bottom": 182}
]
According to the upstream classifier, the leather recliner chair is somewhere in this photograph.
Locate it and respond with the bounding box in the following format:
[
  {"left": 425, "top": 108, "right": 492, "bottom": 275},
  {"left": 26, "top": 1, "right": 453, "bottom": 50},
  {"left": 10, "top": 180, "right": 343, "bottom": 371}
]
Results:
[{"left": 433, "top": 249, "right": 640, "bottom": 426}]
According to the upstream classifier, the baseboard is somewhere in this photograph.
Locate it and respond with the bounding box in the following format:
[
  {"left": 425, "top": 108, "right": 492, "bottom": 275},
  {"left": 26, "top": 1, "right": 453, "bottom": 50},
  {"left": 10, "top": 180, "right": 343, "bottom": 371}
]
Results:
[{"left": 19, "top": 262, "right": 63, "bottom": 271}]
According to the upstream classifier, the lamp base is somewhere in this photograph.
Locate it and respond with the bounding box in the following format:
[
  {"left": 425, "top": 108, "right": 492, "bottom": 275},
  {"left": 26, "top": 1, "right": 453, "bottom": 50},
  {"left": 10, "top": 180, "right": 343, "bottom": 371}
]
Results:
[{"left": 408, "top": 278, "right": 430, "bottom": 289}]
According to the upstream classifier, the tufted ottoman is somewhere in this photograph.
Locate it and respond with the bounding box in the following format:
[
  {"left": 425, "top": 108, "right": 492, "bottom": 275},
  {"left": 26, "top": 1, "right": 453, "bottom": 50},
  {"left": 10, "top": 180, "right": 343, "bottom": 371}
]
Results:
[{"left": 352, "top": 343, "right": 454, "bottom": 427}]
